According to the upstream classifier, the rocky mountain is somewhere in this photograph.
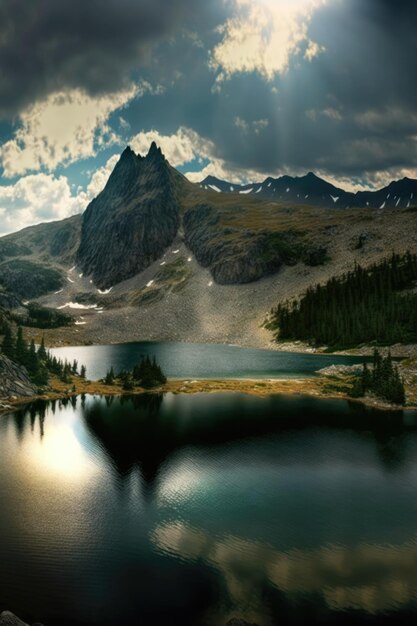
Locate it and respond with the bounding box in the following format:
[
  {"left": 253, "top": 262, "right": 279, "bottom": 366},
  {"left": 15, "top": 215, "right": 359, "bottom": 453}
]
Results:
[
  {"left": 200, "top": 173, "right": 417, "bottom": 209},
  {"left": 76, "top": 142, "right": 184, "bottom": 288},
  {"left": 0, "top": 140, "right": 416, "bottom": 348}
]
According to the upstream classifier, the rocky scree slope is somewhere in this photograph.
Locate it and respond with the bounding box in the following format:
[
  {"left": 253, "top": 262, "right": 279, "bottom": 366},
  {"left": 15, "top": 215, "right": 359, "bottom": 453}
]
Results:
[{"left": 0, "top": 354, "right": 37, "bottom": 401}]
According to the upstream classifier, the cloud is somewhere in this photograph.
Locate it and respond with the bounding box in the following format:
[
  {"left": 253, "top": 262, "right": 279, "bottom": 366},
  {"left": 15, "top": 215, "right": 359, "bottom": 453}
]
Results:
[
  {"left": 210, "top": 0, "right": 328, "bottom": 81},
  {"left": 129, "top": 126, "right": 270, "bottom": 183},
  {"left": 0, "top": 173, "right": 85, "bottom": 235},
  {"left": 0, "top": 86, "right": 140, "bottom": 178},
  {"left": 0, "top": 0, "right": 213, "bottom": 118},
  {"left": 0, "top": 153, "right": 121, "bottom": 235},
  {"left": 234, "top": 117, "right": 269, "bottom": 134},
  {"left": 1, "top": 0, "right": 417, "bottom": 217},
  {"left": 85, "top": 155, "right": 120, "bottom": 199},
  {"left": 130, "top": 126, "right": 215, "bottom": 166}
]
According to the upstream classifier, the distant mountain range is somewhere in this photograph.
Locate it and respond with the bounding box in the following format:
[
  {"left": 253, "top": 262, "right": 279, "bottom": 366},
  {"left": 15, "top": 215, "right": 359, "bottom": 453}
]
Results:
[{"left": 200, "top": 172, "right": 417, "bottom": 209}]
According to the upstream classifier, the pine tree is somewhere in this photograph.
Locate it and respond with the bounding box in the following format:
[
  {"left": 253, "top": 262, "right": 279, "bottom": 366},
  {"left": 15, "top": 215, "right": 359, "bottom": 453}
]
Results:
[
  {"left": 1, "top": 323, "right": 15, "bottom": 359},
  {"left": 351, "top": 349, "right": 406, "bottom": 405},
  {"left": 270, "top": 252, "right": 417, "bottom": 348},
  {"left": 38, "top": 336, "right": 47, "bottom": 361},
  {"left": 27, "top": 339, "right": 39, "bottom": 376},
  {"left": 15, "top": 327, "right": 28, "bottom": 367},
  {"left": 104, "top": 367, "right": 115, "bottom": 385}
]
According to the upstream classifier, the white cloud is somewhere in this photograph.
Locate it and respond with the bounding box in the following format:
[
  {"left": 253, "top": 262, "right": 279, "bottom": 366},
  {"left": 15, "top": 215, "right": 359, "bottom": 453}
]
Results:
[
  {"left": 0, "top": 83, "right": 146, "bottom": 178},
  {"left": 0, "top": 153, "right": 121, "bottom": 235},
  {"left": 211, "top": 0, "right": 328, "bottom": 81},
  {"left": 85, "top": 154, "right": 120, "bottom": 199},
  {"left": 234, "top": 117, "right": 269, "bottom": 134},
  {"left": 129, "top": 126, "right": 263, "bottom": 183},
  {"left": 130, "top": 126, "right": 215, "bottom": 166},
  {"left": 0, "top": 173, "right": 85, "bottom": 235},
  {"left": 306, "top": 107, "right": 342, "bottom": 121},
  {"left": 129, "top": 125, "right": 267, "bottom": 184}
]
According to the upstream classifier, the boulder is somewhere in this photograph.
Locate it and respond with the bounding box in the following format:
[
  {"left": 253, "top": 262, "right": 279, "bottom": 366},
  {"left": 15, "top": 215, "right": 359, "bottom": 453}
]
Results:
[
  {"left": 0, "top": 354, "right": 37, "bottom": 401},
  {"left": 0, "top": 612, "right": 43, "bottom": 626}
]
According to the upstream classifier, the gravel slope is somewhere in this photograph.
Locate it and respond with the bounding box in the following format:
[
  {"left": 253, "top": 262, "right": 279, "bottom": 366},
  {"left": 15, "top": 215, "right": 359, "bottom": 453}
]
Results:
[{"left": 25, "top": 206, "right": 417, "bottom": 349}]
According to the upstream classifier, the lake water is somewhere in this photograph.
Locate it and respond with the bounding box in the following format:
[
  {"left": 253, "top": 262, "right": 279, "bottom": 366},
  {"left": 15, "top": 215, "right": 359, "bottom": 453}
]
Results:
[
  {"left": 50, "top": 341, "right": 371, "bottom": 380},
  {"left": 2, "top": 392, "right": 417, "bottom": 626}
]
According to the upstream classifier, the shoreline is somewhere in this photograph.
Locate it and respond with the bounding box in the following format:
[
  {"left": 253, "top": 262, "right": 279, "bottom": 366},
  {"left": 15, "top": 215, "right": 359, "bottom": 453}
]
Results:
[
  {"left": 1, "top": 374, "right": 415, "bottom": 415},
  {"left": 19, "top": 324, "right": 417, "bottom": 360}
]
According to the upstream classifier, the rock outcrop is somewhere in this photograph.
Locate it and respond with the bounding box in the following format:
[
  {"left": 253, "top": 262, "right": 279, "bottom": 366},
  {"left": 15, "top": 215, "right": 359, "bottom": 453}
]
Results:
[
  {"left": 317, "top": 364, "right": 364, "bottom": 377},
  {"left": 183, "top": 204, "right": 303, "bottom": 284},
  {"left": 0, "top": 611, "right": 43, "bottom": 626},
  {"left": 0, "top": 354, "right": 37, "bottom": 400},
  {"left": 77, "top": 143, "right": 181, "bottom": 288}
]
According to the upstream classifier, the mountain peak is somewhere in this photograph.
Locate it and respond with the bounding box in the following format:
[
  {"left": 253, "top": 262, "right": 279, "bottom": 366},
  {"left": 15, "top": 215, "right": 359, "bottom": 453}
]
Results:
[
  {"left": 147, "top": 141, "right": 163, "bottom": 161},
  {"left": 119, "top": 145, "right": 139, "bottom": 164},
  {"left": 121, "top": 145, "right": 135, "bottom": 157}
]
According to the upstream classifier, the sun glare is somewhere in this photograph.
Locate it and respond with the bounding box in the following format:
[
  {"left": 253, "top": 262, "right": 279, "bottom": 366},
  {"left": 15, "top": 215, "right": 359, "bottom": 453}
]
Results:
[{"left": 27, "top": 417, "right": 98, "bottom": 483}]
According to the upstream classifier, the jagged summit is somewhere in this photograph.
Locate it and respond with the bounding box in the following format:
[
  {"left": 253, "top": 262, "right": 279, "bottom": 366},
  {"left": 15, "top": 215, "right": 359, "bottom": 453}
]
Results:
[
  {"left": 147, "top": 140, "right": 164, "bottom": 160},
  {"left": 76, "top": 142, "right": 179, "bottom": 288}
]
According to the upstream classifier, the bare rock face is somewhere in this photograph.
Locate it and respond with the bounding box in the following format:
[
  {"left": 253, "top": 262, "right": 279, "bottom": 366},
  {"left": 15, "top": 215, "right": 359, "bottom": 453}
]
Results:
[
  {"left": 0, "top": 611, "right": 43, "bottom": 626},
  {"left": 77, "top": 143, "right": 180, "bottom": 289},
  {"left": 0, "top": 354, "right": 37, "bottom": 400},
  {"left": 183, "top": 204, "right": 302, "bottom": 284}
]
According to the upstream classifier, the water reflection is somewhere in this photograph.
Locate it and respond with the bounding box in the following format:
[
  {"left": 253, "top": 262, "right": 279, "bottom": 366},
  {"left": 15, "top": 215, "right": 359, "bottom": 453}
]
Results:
[
  {"left": 3, "top": 394, "right": 417, "bottom": 625},
  {"left": 83, "top": 394, "right": 165, "bottom": 484},
  {"left": 152, "top": 521, "right": 417, "bottom": 621}
]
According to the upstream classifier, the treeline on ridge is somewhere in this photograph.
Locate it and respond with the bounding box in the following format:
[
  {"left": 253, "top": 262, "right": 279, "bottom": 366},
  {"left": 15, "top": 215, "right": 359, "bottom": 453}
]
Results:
[{"left": 268, "top": 252, "right": 417, "bottom": 348}]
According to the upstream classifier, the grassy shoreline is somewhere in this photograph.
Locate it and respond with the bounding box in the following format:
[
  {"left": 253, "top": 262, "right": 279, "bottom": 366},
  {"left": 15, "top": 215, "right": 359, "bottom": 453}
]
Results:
[{"left": 1, "top": 372, "right": 416, "bottom": 415}]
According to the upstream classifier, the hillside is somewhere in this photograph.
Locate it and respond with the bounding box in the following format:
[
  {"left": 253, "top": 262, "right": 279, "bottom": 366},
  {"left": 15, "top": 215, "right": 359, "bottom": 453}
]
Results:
[{"left": 1, "top": 144, "right": 417, "bottom": 349}]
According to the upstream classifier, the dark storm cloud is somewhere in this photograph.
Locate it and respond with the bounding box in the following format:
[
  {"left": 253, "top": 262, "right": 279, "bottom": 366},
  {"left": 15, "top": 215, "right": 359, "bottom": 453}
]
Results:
[
  {"left": 0, "top": 0, "right": 221, "bottom": 116},
  {"left": 176, "top": 0, "right": 417, "bottom": 180},
  {"left": 1, "top": 0, "right": 416, "bottom": 182}
]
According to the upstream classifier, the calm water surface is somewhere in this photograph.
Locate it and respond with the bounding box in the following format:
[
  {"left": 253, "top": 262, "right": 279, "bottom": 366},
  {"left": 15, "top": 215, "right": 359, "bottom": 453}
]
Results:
[
  {"left": 1, "top": 393, "right": 417, "bottom": 626},
  {"left": 50, "top": 341, "right": 371, "bottom": 380}
]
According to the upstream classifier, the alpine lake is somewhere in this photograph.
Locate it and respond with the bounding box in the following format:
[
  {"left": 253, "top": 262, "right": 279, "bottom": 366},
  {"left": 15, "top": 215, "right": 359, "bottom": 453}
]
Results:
[{"left": 1, "top": 342, "right": 417, "bottom": 626}]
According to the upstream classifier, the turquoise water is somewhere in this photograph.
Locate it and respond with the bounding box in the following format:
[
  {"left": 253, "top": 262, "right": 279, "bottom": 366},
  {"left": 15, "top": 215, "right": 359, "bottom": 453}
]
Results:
[
  {"left": 50, "top": 341, "right": 371, "bottom": 380},
  {"left": 1, "top": 393, "right": 417, "bottom": 626}
]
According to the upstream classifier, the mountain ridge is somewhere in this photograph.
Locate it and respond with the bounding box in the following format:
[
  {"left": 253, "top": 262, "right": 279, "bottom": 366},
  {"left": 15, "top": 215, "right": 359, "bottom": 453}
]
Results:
[
  {"left": 0, "top": 143, "right": 416, "bottom": 324},
  {"left": 200, "top": 172, "right": 417, "bottom": 209}
]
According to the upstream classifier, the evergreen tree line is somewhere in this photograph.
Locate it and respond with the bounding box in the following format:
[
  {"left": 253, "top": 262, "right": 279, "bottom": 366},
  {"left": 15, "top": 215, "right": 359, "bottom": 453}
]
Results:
[
  {"left": 351, "top": 349, "right": 406, "bottom": 405},
  {"left": 269, "top": 252, "right": 417, "bottom": 348},
  {"left": 12, "top": 303, "right": 72, "bottom": 329},
  {"left": 104, "top": 355, "right": 167, "bottom": 390},
  {"left": 1, "top": 323, "right": 86, "bottom": 387}
]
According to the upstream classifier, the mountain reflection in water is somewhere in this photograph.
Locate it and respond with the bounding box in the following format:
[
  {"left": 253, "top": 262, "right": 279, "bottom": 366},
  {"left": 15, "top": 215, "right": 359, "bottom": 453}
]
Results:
[{"left": 2, "top": 393, "right": 417, "bottom": 626}]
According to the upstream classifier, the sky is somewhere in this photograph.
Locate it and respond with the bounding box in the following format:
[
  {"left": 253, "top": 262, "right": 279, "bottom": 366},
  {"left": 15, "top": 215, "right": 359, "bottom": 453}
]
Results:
[{"left": 0, "top": 0, "right": 416, "bottom": 234}]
